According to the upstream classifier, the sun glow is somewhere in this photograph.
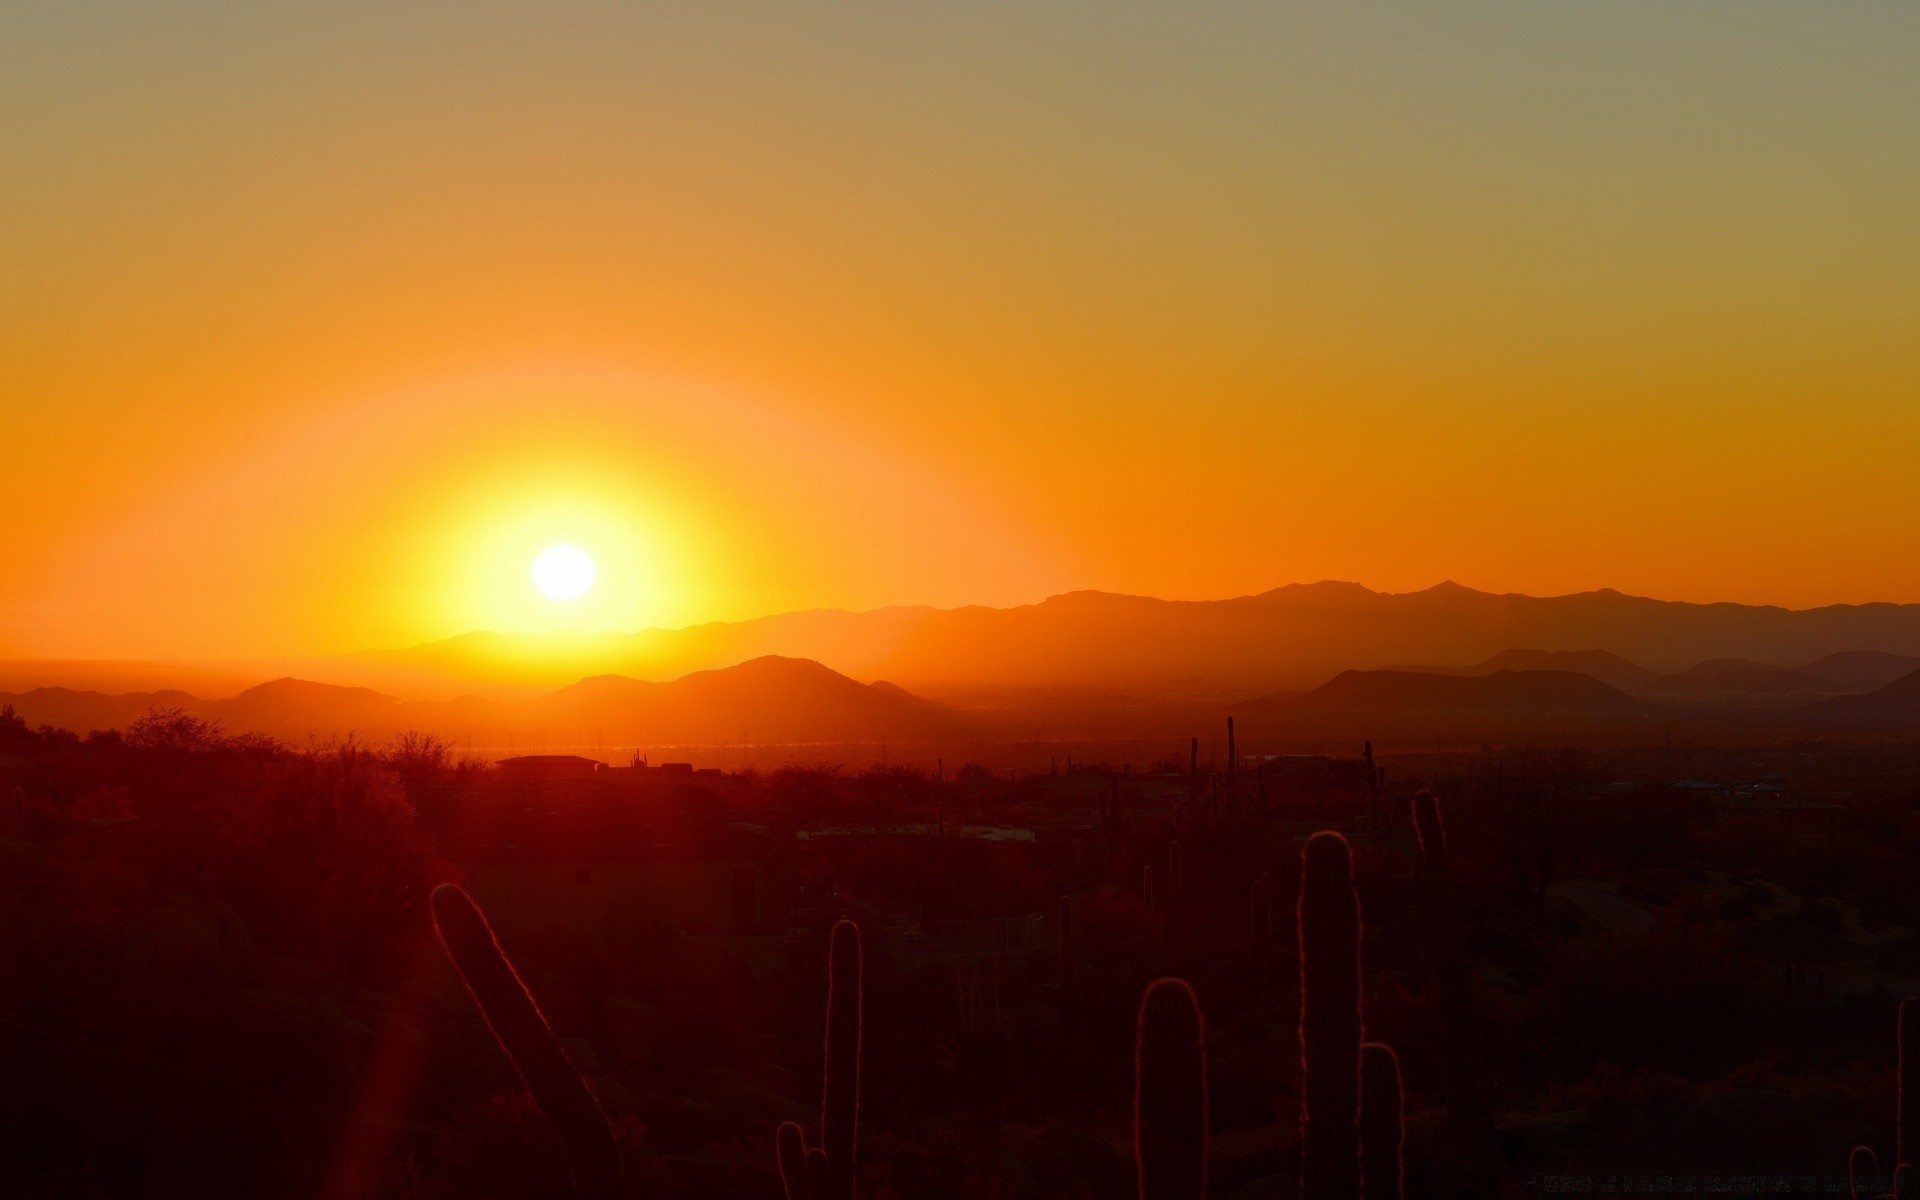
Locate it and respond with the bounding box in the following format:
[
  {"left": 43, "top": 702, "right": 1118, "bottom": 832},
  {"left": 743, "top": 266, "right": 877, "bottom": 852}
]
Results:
[{"left": 531, "top": 544, "right": 596, "bottom": 600}]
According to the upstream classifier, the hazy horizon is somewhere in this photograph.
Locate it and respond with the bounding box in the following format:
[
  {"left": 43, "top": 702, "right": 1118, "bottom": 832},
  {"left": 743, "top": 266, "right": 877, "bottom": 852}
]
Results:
[{"left": 16, "top": 575, "right": 1920, "bottom": 669}]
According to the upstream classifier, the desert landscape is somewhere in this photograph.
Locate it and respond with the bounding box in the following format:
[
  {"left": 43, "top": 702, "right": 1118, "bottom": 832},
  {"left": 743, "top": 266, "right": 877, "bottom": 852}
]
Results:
[{"left": 6, "top": 2, "right": 1919, "bottom": 1197}]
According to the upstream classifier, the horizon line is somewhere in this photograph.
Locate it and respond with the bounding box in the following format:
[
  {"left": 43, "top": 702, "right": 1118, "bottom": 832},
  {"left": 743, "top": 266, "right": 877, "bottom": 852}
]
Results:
[{"left": 9, "top": 577, "right": 1920, "bottom": 668}]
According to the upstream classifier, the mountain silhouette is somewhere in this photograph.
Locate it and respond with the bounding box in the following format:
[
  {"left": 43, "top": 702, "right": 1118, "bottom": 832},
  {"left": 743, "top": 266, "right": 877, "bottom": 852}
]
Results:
[
  {"left": 1794, "top": 651, "right": 1920, "bottom": 690},
  {"left": 3, "top": 657, "right": 955, "bottom": 746},
  {"left": 353, "top": 582, "right": 1920, "bottom": 695},
  {"left": 1272, "top": 669, "right": 1641, "bottom": 714},
  {"left": 1640, "top": 659, "right": 1849, "bottom": 702},
  {"left": 215, "top": 678, "right": 404, "bottom": 734},
  {"left": 0, "top": 687, "right": 206, "bottom": 733},
  {"left": 524, "top": 655, "right": 955, "bottom": 743},
  {"left": 1384, "top": 649, "right": 1658, "bottom": 693},
  {"left": 1808, "top": 668, "right": 1920, "bottom": 720}
]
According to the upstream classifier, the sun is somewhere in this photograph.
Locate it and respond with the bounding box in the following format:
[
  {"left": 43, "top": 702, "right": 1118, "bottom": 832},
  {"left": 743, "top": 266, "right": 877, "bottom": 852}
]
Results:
[{"left": 531, "top": 544, "right": 596, "bottom": 600}]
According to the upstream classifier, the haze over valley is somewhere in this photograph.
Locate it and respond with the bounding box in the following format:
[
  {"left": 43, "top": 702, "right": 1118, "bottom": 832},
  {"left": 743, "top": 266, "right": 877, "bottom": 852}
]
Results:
[{"left": 10, "top": 581, "right": 1920, "bottom": 761}]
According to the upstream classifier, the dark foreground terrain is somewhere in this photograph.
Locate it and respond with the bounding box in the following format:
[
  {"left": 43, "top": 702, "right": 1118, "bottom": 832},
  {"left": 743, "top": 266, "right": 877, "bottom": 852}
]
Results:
[{"left": 5, "top": 704, "right": 1920, "bottom": 1198}]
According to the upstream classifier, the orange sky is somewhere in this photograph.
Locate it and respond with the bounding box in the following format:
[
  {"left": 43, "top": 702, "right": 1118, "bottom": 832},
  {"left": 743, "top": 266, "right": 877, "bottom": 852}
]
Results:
[{"left": 4, "top": 3, "right": 1919, "bottom": 660}]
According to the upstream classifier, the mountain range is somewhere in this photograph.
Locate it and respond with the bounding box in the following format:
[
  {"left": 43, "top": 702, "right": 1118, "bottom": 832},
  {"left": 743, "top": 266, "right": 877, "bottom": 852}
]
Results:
[
  {"left": 6, "top": 582, "right": 1920, "bottom": 750},
  {"left": 9, "top": 651, "right": 1920, "bottom": 754},
  {"left": 337, "top": 581, "right": 1920, "bottom": 698},
  {"left": 0, "top": 657, "right": 953, "bottom": 748}
]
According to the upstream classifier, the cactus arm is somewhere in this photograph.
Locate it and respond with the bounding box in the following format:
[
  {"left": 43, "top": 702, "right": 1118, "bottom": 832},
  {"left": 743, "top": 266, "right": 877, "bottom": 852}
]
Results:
[
  {"left": 777, "top": 1121, "right": 808, "bottom": 1200},
  {"left": 1360, "top": 1043, "right": 1405, "bottom": 1200},
  {"left": 1852, "top": 1145, "right": 1884, "bottom": 1200},
  {"left": 429, "top": 884, "right": 625, "bottom": 1199},
  {"left": 804, "top": 1146, "right": 831, "bottom": 1199}
]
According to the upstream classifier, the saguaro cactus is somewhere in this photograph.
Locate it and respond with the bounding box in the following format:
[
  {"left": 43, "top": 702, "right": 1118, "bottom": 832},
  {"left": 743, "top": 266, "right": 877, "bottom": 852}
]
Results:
[
  {"left": 1413, "top": 790, "right": 1498, "bottom": 1200},
  {"left": 1361, "top": 1043, "right": 1405, "bottom": 1200},
  {"left": 430, "top": 884, "right": 625, "bottom": 1200},
  {"left": 1904, "top": 998, "right": 1920, "bottom": 1172},
  {"left": 778, "top": 919, "right": 864, "bottom": 1200},
  {"left": 1299, "top": 831, "right": 1362, "bottom": 1200},
  {"left": 1060, "top": 895, "right": 1076, "bottom": 988},
  {"left": 1362, "top": 741, "right": 1387, "bottom": 842},
  {"left": 1053, "top": 895, "right": 1082, "bottom": 1007},
  {"left": 1143, "top": 864, "right": 1157, "bottom": 915},
  {"left": 1413, "top": 791, "right": 1469, "bottom": 1036},
  {"left": 1412, "top": 790, "right": 1446, "bottom": 871},
  {"left": 1135, "top": 978, "right": 1208, "bottom": 1200},
  {"left": 1226, "top": 717, "right": 1237, "bottom": 799}
]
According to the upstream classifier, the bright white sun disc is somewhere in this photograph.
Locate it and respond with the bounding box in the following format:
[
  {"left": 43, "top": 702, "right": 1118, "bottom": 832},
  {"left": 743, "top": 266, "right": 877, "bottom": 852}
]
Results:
[{"left": 532, "top": 544, "right": 595, "bottom": 600}]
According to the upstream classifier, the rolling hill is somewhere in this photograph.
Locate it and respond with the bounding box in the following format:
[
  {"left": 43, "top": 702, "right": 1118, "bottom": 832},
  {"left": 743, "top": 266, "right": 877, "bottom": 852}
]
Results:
[
  {"left": 1640, "top": 659, "right": 1845, "bottom": 702},
  {"left": 1808, "top": 669, "right": 1920, "bottom": 720},
  {"left": 2, "top": 657, "right": 960, "bottom": 747},
  {"left": 1796, "top": 651, "right": 1920, "bottom": 690},
  {"left": 1279, "top": 669, "right": 1642, "bottom": 714},
  {"left": 0, "top": 687, "right": 206, "bottom": 733},
  {"left": 522, "top": 656, "right": 955, "bottom": 742},
  {"left": 1384, "top": 649, "right": 1658, "bottom": 693}
]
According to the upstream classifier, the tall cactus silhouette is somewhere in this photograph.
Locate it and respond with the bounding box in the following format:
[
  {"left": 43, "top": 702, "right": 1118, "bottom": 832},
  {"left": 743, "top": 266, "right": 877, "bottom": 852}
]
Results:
[
  {"left": 429, "top": 884, "right": 625, "bottom": 1200},
  {"left": 1299, "top": 831, "right": 1363, "bottom": 1200},
  {"left": 1905, "top": 998, "right": 1920, "bottom": 1173},
  {"left": 1412, "top": 790, "right": 1446, "bottom": 872},
  {"left": 1413, "top": 791, "right": 1470, "bottom": 1066},
  {"left": 1360, "top": 1043, "right": 1405, "bottom": 1200},
  {"left": 1854, "top": 997, "right": 1920, "bottom": 1199},
  {"left": 1414, "top": 792, "right": 1469, "bottom": 1012},
  {"left": 1414, "top": 787, "right": 1500, "bottom": 1194},
  {"left": 778, "top": 919, "right": 864, "bottom": 1200},
  {"left": 1362, "top": 741, "right": 1374, "bottom": 825},
  {"left": 777, "top": 920, "right": 861, "bottom": 1200},
  {"left": 1144, "top": 864, "right": 1157, "bottom": 914},
  {"left": 1135, "top": 978, "right": 1207, "bottom": 1200},
  {"left": 1049, "top": 895, "right": 1085, "bottom": 1009},
  {"left": 1226, "top": 716, "right": 1236, "bottom": 801},
  {"left": 1059, "top": 895, "right": 1077, "bottom": 992},
  {"left": 1362, "top": 741, "right": 1387, "bottom": 842}
]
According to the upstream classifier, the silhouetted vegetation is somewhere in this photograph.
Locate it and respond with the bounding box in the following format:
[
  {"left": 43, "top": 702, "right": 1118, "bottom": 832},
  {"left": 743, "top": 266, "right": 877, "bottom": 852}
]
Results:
[{"left": 7, "top": 702, "right": 1920, "bottom": 1196}]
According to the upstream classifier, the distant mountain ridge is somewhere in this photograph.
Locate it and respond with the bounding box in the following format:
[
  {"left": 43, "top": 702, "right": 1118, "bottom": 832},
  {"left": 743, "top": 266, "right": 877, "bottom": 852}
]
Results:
[
  {"left": 346, "top": 581, "right": 1920, "bottom": 696},
  {"left": 1810, "top": 669, "right": 1920, "bottom": 720},
  {"left": 1383, "top": 649, "right": 1659, "bottom": 693},
  {"left": 1274, "top": 669, "right": 1642, "bottom": 714},
  {"left": 0, "top": 656, "right": 957, "bottom": 746}
]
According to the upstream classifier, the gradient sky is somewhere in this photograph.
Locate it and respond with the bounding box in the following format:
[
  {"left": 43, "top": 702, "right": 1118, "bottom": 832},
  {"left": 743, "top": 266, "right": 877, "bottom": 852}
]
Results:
[{"left": 5, "top": 2, "right": 1918, "bottom": 660}]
